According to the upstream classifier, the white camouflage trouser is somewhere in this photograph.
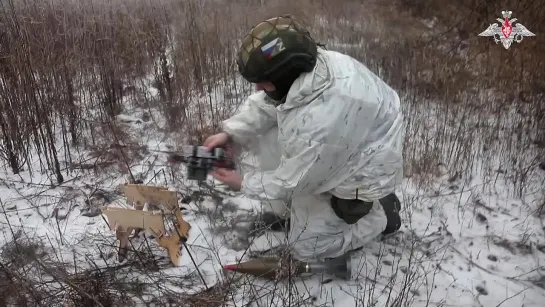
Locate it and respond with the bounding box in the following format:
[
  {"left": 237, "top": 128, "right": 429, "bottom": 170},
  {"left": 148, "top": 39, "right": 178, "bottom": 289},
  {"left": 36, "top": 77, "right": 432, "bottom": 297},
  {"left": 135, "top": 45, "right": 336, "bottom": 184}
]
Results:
[{"left": 242, "top": 126, "right": 388, "bottom": 261}]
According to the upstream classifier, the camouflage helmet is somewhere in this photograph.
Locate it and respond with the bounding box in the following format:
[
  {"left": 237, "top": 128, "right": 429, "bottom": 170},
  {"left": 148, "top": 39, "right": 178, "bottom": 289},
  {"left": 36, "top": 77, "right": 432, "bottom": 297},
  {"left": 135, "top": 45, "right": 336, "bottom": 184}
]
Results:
[{"left": 236, "top": 16, "right": 318, "bottom": 84}]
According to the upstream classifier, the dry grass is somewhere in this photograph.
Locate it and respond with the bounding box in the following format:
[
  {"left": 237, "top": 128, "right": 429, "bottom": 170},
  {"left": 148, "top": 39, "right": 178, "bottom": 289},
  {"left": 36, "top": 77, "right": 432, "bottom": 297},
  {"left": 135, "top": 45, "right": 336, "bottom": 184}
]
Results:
[
  {"left": 0, "top": 0, "right": 544, "bottom": 305},
  {"left": 1, "top": 0, "right": 542, "bottom": 191}
]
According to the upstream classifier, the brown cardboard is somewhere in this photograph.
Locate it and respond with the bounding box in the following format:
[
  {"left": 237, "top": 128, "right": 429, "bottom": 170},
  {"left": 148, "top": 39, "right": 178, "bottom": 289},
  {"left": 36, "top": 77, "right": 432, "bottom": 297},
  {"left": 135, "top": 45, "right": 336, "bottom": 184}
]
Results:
[{"left": 100, "top": 184, "right": 191, "bottom": 266}]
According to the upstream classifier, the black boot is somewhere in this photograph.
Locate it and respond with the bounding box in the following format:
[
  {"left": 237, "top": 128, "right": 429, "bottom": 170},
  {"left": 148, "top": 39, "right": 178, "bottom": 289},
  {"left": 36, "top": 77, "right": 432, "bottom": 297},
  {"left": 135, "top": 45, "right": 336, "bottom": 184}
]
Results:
[{"left": 379, "top": 193, "right": 402, "bottom": 235}]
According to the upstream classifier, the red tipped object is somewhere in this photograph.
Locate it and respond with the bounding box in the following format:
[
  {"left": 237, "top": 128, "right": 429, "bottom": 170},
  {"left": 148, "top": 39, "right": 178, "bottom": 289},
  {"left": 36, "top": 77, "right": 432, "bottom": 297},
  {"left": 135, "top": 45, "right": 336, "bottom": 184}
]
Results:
[
  {"left": 221, "top": 258, "right": 286, "bottom": 279},
  {"left": 223, "top": 264, "right": 236, "bottom": 271}
]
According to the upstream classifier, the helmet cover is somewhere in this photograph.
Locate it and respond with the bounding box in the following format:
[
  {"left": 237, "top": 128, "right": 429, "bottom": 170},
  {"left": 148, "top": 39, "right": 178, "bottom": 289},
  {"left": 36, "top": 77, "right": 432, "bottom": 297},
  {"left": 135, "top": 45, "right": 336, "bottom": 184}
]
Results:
[{"left": 236, "top": 16, "right": 318, "bottom": 85}]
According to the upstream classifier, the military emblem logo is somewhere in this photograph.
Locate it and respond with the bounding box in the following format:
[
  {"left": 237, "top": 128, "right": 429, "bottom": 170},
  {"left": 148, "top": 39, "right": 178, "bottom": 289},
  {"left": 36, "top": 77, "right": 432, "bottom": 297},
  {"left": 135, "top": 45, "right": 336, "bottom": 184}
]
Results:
[{"left": 478, "top": 11, "right": 535, "bottom": 49}]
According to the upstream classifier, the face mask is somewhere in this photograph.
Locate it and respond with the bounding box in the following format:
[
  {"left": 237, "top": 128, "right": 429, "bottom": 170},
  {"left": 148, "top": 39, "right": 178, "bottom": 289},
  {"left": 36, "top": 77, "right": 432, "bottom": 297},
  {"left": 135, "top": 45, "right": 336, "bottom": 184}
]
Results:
[
  {"left": 262, "top": 69, "right": 302, "bottom": 104},
  {"left": 264, "top": 90, "right": 286, "bottom": 102}
]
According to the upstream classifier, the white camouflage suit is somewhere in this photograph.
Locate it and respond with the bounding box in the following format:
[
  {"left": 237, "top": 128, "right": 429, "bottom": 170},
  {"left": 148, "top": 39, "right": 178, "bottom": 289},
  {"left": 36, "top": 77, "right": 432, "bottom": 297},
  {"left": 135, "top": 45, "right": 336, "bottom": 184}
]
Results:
[{"left": 223, "top": 49, "right": 404, "bottom": 261}]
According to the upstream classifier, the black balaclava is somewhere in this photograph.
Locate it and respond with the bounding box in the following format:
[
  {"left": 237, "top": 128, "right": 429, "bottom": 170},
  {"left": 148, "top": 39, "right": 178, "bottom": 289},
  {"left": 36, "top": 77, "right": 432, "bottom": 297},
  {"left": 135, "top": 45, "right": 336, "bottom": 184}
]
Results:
[{"left": 264, "top": 68, "right": 303, "bottom": 103}]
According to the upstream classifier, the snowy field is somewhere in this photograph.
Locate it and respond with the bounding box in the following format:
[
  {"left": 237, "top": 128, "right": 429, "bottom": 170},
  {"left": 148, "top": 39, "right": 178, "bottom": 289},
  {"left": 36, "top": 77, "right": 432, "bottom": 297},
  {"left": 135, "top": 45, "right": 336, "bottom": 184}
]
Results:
[
  {"left": 1, "top": 1, "right": 544, "bottom": 305},
  {"left": 0, "top": 77, "right": 544, "bottom": 307}
]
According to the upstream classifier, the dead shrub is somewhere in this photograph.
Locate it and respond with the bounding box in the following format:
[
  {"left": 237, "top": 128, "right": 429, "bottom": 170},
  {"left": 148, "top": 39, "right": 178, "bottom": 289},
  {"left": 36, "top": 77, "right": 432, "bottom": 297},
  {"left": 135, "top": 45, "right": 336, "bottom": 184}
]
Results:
[{"left": 0, "top": 1, "right": 544, "bottom": 304}]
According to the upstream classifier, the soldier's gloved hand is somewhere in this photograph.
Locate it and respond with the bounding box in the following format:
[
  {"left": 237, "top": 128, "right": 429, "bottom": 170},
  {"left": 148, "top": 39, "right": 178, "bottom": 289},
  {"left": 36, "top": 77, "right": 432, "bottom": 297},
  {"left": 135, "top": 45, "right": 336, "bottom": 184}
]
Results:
[
  {"left": 203, "top": 132, "right": 230, "bottom": 151},
  {"left": 211, "top": 168, "right": 242, "bottom": 190}
]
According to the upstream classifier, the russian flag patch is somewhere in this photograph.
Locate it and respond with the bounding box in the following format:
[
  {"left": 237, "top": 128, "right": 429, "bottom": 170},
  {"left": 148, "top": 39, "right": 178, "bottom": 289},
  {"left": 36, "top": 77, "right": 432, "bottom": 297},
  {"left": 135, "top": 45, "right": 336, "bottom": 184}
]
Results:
[{"left": 261, "top": 37, "right": 286, "bottom": 60}]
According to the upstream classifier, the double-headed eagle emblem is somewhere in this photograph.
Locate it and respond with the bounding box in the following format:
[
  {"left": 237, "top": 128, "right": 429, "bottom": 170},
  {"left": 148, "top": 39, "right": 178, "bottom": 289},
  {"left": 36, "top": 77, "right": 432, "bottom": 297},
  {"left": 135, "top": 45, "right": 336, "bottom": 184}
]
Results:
[{"left": 479, "top": 11, "right": 535, "bottom": 49}]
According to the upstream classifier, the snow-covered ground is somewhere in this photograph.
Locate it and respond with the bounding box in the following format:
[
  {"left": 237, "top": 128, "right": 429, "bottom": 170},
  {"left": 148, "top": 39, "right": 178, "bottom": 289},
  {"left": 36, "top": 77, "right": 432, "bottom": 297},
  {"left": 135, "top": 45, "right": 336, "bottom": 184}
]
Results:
[{"left": 1, "top": 80, "right": 544, "bottom": 307}]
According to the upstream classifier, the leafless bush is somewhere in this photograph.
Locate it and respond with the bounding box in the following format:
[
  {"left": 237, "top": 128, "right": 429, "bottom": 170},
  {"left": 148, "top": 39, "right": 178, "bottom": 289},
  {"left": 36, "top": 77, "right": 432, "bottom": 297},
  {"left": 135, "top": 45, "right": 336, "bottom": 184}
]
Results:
[
  {"left": 1, "top": 0, "right": 544, "bottom": 305},
  {"left": 0, "top": 215, "right": 237, "bottom": 307},
  {"left": 2, "top": 0, "right": 542, "bottom": 194}
]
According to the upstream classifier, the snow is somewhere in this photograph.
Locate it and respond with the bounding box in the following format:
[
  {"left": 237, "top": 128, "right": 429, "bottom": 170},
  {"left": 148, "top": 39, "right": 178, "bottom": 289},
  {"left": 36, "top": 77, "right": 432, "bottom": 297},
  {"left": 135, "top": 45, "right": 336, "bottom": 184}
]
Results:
[{"left": 1, "top": 82, "right": 544, "bottom": 306}]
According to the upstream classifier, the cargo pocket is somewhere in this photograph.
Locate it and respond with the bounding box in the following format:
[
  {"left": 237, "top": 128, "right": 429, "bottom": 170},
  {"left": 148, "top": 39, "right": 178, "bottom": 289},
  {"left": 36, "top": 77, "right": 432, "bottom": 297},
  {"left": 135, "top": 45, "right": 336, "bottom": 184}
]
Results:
[{"left": 330, "top": 195, "right": 374, "bottom": 225}]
